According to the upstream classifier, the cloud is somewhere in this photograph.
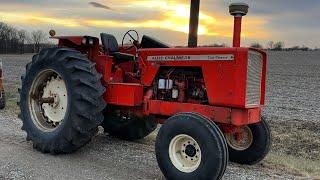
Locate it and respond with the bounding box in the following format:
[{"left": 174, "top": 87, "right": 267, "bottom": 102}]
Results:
[
  {"left": 0, "top": 0, "right": 319, "bottom": 47},
  {"left": 89, "top": 2, "right": 112, "bottom": 10}
]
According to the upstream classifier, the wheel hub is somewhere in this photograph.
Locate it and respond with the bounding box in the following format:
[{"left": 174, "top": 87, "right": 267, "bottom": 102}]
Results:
[
  {"left": 41, "top": 76, "right": 67, "bottom": 125},
  {"left": 226, "top": 126, "right": 253, "bottom": 151},
  {"left": 29, "top": 70, "right": 68, "bottom": 131},
  {"left": 169, "top": 134, "right": 201, "bottom": 173},
  {"left": 185, "top": 145, "right": 196, "bottom": 157}
]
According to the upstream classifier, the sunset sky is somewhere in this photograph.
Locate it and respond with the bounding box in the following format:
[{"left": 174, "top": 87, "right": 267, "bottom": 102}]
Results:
[{"left": 0, "top": 0, "right": 319, "bottom": 47}]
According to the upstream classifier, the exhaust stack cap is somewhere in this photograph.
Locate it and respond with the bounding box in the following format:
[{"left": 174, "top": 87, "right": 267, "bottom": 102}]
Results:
[{"left": 229, "top": 3, "right": 249, "bottom": 16}]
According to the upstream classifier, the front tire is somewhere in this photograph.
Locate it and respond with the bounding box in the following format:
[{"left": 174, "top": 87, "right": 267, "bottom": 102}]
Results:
[
  {"left": 225, "top": 117, "right": 271, "bottom": 165},
  {"left": 19, "top": 48, "right": 106, "bottom": 154},
  {"left": 156, "top": 113, "right": 228, "bottom": 180}
]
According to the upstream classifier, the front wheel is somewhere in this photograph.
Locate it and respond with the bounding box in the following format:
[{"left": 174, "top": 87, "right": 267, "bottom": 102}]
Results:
[
  {"left": 225, "top": 117, "right": 271, "bottom": 165},
  {"left": 155, "top": 113, "right": 228, "bottom": 180}
]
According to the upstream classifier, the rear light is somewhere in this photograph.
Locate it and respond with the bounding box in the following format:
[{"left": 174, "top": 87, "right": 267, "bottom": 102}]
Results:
[{"left": 246, "top": 51, "right": 263, "bottom": 107}]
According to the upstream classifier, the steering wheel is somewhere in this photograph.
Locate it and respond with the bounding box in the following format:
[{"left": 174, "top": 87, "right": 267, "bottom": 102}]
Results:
[{"left": 121, "top": 30, "right": 139, "bottom": 50}]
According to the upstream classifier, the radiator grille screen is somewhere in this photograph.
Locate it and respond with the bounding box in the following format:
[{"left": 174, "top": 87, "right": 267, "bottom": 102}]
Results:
[{"left": 246, "top": 51, "right": 263, "bottom": 106}]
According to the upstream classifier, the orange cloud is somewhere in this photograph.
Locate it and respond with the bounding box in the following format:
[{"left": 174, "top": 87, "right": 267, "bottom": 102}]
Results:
[
  {"left": 0, "top": 12, "right": 80, "bottom": 27},
  {"left": 0, "top": 0, "right": 270, "bottom": 40}
]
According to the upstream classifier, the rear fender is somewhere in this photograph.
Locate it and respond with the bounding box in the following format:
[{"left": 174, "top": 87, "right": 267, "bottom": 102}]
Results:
[{"left": 51, "top": 36, "right": 99, "bottom": 49}]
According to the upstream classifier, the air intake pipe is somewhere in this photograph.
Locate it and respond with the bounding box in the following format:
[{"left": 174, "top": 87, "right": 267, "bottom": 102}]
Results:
[{"left": 229, "top": 3, "right": 249, "bottom": 47}]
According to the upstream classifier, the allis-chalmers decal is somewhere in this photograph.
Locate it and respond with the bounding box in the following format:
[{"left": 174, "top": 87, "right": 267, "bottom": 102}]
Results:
[{"left": 147, "top": 54, "right": 234, "bottom": 61}]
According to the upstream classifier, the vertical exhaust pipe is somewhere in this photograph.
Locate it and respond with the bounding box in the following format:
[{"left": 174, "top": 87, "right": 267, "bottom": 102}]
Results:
[
  {"left": 229, "top": 3, "right": 249, "bottom": 47},
  {"left": 188, "top": 0, "right": 200, "bottom": 48}
]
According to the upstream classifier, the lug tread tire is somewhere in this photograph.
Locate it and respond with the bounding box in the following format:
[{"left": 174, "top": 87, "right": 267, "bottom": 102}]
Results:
[
  {"left": 19, "top": 47, "right": 106, "bottom": 154},
  {"left": 102, "top": 109, "right": 157, "bottom": 141},
  {"left": 155, "top": 112, "right": 228, "bottom": 180}
]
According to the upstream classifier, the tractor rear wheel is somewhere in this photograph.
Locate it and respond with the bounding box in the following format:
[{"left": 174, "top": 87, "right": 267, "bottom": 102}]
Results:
[
  {"left": 155, "top": 113, "right": 228, "bottom": 180},
  {"left": 225, "top": 117, "right": 271, "bottom": 165},
  {"left": 101, "top": 108, "right": 157, "bottom": 141},
  {"left": 0, "top": 90, "right": 5, "bottom": 109},
  {"left": 19, "top": 48, "right": 105, "bottom": 154}
]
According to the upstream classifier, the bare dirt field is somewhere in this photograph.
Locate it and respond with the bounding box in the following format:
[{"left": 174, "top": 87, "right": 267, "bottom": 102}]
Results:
[{"left": 0, "top": 51, "right": 319, "bottom": 179}]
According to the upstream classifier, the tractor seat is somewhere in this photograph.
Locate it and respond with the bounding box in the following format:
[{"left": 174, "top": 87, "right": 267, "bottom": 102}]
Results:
[{"left": 100, "top": 33, "right": 135, "bottom": 63}]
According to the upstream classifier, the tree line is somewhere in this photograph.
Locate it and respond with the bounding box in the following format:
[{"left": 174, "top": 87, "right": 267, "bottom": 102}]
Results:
[
  {"left": 197, "top": 42, "right": 317, "bottom": 51},
  {"left": 0, "top": 22, "right": 52, "bottom": 54},
  {"left": 250, "top": 41, "right": 318, "bottom": 51}
]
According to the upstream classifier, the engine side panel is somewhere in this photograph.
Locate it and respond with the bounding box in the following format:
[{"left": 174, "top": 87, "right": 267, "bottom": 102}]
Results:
[{"left": 139, "top": 47, "right": 251, "bottom": 108}]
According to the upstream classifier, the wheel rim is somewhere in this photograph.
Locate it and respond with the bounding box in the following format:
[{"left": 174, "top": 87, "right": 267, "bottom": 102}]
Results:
[
  {"left": 28, "top": 69, "right": 68, "bottom": 132},
  {"left": 225, "top": 126, "right": 253, "bottom": 151},
  {"left": 169, "top": 134, "right": 201, "bottom": 173}
]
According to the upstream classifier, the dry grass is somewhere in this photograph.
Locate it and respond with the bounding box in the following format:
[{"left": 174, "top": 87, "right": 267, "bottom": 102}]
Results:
[
  {"left": 2, "top": 84, "right": 20, "bottom": 115},
  {"left": 265, "top": 152, "right": 320, "bottom": 179},
  {"left": 266, "top": 120, "right": 320, "bottom": 179},
  {"left": 270, "top": 120, "right": 320, "bottom": 161}
]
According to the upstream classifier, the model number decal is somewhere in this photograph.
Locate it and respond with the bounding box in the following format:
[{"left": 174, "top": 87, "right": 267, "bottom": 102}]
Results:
[{"left": 147, "top": 54, "right": 234, "bottom": 61}]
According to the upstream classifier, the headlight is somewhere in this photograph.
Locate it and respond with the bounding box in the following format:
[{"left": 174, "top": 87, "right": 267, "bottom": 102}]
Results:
[
  {"left": 82, "top": 37, "right": 87, "bottom": 45},
  {"left": 88, "top": 38, "right": 94, "bottom": 45},
  {"left": 82, "top": 37, "right": 94, "bottom": 46}
]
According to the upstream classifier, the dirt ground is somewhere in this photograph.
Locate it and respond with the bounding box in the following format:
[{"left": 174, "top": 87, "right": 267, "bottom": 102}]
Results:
[{"left": 0, "top": 51, "right": 319, "bottom": 180}]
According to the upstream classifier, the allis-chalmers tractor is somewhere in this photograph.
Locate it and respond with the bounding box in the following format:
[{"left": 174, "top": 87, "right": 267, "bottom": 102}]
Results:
[
  {"left": 19, "top": 2, "right": 271, "bottom": 179},
  {"left": 0, "top": 60, "right": 5, "bottom": 109}
]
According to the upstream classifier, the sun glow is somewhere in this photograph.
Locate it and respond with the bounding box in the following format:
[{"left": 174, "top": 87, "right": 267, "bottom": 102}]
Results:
[{"left": 0, "top": 0, "right": 269, "bottom": 40}]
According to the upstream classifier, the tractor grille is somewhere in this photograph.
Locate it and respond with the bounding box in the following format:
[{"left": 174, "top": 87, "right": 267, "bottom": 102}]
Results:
[{"left": 246, "top": 51, "right": 263, "bottom": 107}]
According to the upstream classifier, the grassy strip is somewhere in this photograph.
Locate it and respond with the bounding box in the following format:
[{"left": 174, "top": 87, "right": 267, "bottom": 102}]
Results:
[
  {"left": 1, "top": 84, "right": 20, "bottom": 115},
  {"left": 265, "top": 151, "right": 320, "bottom": 179}
]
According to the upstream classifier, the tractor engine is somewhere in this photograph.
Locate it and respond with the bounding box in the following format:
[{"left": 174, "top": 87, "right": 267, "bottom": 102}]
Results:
[{"left": 153, "top": 67, "right": 207, "bottom": 103}]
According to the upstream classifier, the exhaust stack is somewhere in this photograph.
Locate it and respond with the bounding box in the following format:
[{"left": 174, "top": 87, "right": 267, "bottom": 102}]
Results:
[
  {"left": 188, "top": 0, "right": 200, "bottom": 48},
  {"left": 229, "top": 3, "right": 249, "bottom": 47}
]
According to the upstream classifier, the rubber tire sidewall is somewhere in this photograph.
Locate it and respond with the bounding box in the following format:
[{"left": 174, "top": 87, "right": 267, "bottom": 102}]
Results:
[
  {"left": 227, "top": 117, "right": 271, "bottom": 165},
  {"left": 20, "top": 48, "right": 105, "bottom": 153},
  {"left": 21, "top": 53, "right": 75, "bottom": 145},
  {"left": 156, "top": 113, "right": 227, "bottom": 180},
  {"left": 102, "top": 108, "right": 157, "bottom": 141}
]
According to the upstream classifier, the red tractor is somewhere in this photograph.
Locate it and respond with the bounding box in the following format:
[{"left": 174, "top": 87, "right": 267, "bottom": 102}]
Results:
[
  {"left": 0, "top": 60, "right": 5, "bottom": 109},
  {"left": 19, "top": 2, "right": 270, "bottom": 179}
]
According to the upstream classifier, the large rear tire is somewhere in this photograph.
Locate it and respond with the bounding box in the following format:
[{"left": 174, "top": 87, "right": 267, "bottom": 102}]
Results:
[
  {"left": 101, "top": 107, "right": 157, "bottom": 141},
  {"left": 155, "top": 113, "right": 228, "bottom": 180},
  {"left": 225, "top": 117, "right": 271, "bottom": 165},
  {"left": 19, "top": 48, "right": 106, "bottom": 154}
]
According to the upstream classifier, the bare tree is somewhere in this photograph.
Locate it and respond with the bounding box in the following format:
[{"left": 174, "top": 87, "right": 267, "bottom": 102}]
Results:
[
  {"left": 250, "top": 43, "right": 263, "bottom": 49},
  {"left": 273, "top": 41, "right": 285, "bottom": 51},
  {"left": 18, "top": 30, "right": 28, "bottom": 54},
  {"left": 266, "top": 41, "right": 274, "bottom": 50},
  {"left": 205, "top": 43, "right": 228, "bottom": 47},
  {"left": 31, "top": 30, "right": 47, "bottom": 53},
  {"left": 0, "top": 22, "right": 19, "bottom": 53},
  {"left": 0, "top": 22, "right": 53, "bottom": 54}
]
